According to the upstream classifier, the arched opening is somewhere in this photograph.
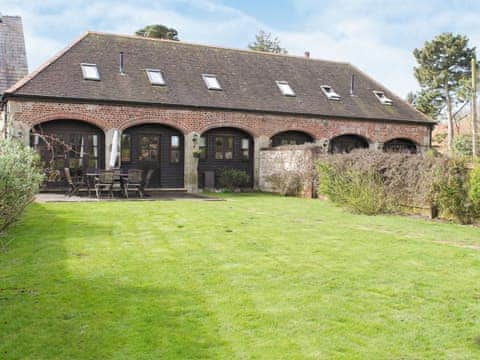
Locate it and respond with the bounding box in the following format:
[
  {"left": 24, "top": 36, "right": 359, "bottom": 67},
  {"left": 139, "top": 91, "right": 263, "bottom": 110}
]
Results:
[
  {"left": 31, "top": 119, "right": 105, "bottom": 188},
  {"left": 329, "top": 134, "right": 369, "bottom": 154},
  {"left": 121, "top": 123, "right": 184, "bottom": 188},
  {"left": 383, "top": 138, "right": 418, "bottom": 154},
  {"left": 271, "top": 130, "right": 314, "bottom": 147},
  {"left": 198, "top": 127, "right": 253, "bottom": 189}
]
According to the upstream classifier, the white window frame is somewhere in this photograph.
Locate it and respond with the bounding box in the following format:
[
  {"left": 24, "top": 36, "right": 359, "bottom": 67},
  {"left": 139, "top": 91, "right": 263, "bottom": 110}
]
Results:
[
  {"left": 276, "top": 81, "right": 296, "bottom": 97},
  {"left": 202, "top": 74, "right": 222, "bottom": 90},
  {"left": 320, "top": 85, "right": 341, "bottom": 101},
  {"left": 373, "top": 90, "right": 393, "bottom": 105},
  {"left": 146, "top": 69, "right": 166, "bottom": 86},
  {"left": 80, "top": 63, "right": 100, "bottom": 81}
]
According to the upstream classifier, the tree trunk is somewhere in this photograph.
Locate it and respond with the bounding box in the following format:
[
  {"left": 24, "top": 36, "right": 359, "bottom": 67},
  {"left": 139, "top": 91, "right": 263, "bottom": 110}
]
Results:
[
  {"left": 445, "top": 84, "right": 454, "bottom": 154},
  {"left": 472, "top": 58, "right": 478, "bottom": 158}
]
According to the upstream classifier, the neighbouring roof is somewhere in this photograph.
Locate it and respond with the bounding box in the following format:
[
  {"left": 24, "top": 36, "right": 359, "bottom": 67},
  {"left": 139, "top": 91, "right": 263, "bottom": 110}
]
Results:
[
  {"left": 0, "top": 15, "right": 28, "bottom": 94},
  {"left": 6, "top": 32, "right": 432, "bottom": 124}
]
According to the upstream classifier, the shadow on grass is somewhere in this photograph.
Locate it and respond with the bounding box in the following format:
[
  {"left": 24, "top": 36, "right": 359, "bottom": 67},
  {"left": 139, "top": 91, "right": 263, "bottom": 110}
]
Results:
[{"left": 1, "top": 204, "right": 227, "bottom": 359}]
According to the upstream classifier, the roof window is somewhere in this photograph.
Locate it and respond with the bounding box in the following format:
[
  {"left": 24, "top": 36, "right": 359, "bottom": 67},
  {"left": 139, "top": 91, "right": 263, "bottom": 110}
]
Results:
[
  {"left": 81, "top": 63, "right": 100, "bottom": 81},
  {"left": 276, "top": 81, "right": 296, "bottom": 96},
  {"left": 373, "top": 90, "right": 393, "bottom": 105},
  {"left": 321, "top": 85, "right": 341, "bottom": 101},
  {"left": 146, "top": 69, "right": 166, "bottom": 86},
  {"left": 202, "top": 74, "right": 222, "bottom": 90}
]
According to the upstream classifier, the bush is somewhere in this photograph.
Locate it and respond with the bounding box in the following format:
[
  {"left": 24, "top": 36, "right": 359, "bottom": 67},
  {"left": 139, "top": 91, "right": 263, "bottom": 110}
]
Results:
[
  {"left": 318, "top": 162, "right": 388, "bottom": 215},
  {"left": 0, "top": 138, "right": 44, "bottom": 244},
  {"left": 316, "top": 150, "right": 479, "bottom": 223},
  {"left": 470, "top": 162, "right": 480, "bottom": 210},
  {"left": 266, "top": 171, "right": 305, "bottom": 196},
  {"left": 217, "top": 168, "right": 250, "bottom": 191},
  {"left": 433, "top": 157, "right": 476, "bottom": 224}
]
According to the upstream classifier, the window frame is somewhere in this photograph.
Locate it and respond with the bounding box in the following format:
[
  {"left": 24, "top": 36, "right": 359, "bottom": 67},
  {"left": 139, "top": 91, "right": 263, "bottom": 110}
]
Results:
[
  {"left": 276, "top": 81, "right": 296, "bottom": 97},
  {"left": 169, "top": 135, "right": 181, "bottom": 164},
  {"left": 146, "top": 69, "right": 166, "bottom": 86},
  {"left": 202, "top": 74, "right": 222, "bottom": 91},
  {"left": 214, "top": 135, "right": 234, "bottom": 160},
  {"left": 241, "top": 137, "right": 250, "bottom": 160},
  {"left": 80, "top": 63, "right": 100, "bottom": 81},
  {"left": 320, "top": 85, "right": 341, "bottom": 101},
  {"left": 373, "top": 90, "right": 393, "bottom": 105}
]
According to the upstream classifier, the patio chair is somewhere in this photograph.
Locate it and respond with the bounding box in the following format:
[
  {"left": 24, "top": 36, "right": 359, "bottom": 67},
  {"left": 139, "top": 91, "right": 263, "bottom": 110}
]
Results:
[
  {"left": 123, "top": 169, "right": 144, "bottom": 199},
  {"left": 143, "top": 169, "right": 155, "bottom": 197},
  {"left": 64, "top": 168, "right": 86, "bottom": 197},
  {"left": 95, "top": 170, "right": 115, "bottom": 199}
]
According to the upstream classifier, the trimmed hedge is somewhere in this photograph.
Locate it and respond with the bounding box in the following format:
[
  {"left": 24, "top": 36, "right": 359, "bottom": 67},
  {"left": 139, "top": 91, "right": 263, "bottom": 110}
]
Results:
[{"left": 317, "top": 150, "right": 479, "bottom": 224}]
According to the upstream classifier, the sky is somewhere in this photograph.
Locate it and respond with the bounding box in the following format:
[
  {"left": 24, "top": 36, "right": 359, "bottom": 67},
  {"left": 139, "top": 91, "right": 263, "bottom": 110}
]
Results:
[{"left": 3, "top": 0, "right": 480, "bottom": 97}]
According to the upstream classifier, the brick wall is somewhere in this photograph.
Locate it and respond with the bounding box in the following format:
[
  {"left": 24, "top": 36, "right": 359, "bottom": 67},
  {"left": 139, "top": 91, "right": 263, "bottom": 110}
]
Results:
[{"left": 9, "top": 98, "right": 432, "bottom": 146}]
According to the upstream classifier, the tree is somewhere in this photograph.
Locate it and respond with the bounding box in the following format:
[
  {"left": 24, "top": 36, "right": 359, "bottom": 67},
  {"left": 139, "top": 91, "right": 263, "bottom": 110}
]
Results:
[
  {"left": 248, "top": 30, "right": 287, "bottom": 54},
  {"left": 135, "top": 25, "right": 179, "bottom": 41},
  {"left": 407, "top": 89, "right": 444, "bottom": 119},
  {"left": 413, "top": 33, "right": 477, "bottom": 153}
]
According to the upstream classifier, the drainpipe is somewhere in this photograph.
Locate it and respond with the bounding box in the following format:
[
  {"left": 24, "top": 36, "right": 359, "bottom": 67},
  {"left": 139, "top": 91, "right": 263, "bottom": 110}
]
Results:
[{"left": 1, "top": 97, "right": 8, "bottom": 139}]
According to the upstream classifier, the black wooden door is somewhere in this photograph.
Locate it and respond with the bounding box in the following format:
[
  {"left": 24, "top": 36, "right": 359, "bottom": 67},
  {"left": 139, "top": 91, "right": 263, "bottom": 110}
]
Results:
[{"left": 134, "top": 134, "right": 162, "bottom": 188}]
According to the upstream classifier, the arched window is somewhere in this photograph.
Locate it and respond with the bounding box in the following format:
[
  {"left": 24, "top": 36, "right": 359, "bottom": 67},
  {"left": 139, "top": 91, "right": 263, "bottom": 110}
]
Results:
[
  {"left": 329, "top": 134, "right": 369, "bottom": 154},
  {"left": 271, "top": 131, "right": 314, "bottom": 147},
  {"left": 383, "top": 138, "right": 417, "bottom": 154}
]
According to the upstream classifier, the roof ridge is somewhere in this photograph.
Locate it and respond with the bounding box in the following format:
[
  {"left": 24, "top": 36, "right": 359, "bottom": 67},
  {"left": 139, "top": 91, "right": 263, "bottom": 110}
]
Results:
[
  {"left": 4, "top": 32, "right": 90, "bottom": 95},
  {"left": 86, "top": 31, "right": 350, "bottom": 66}
]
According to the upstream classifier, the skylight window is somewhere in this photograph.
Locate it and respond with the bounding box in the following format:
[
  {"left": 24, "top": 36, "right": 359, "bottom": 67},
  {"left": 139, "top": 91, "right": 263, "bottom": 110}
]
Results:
[
  {"left": 276, "top": 81, "right": 296, "bottom": 96},
  {"left": 202, "top": 74, "right": 222, "bottom": 90},
  {"left": 321, "top": 85, "right": 341, "bottom": 101},
  {"left": 81, "top": 63, "right": 100, "bottom": 80},
  {"left": 146, "top": 69, "right": 166, "bottom": 86},
  {"left": 373, "top": 91, "right": 393, "bottom": 105}
]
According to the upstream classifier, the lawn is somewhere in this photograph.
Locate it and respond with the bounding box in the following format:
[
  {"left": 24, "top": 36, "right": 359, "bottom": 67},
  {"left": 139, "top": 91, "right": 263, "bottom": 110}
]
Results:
[{"left": 1, "top": 193, "right": 480, "bottom": 359}]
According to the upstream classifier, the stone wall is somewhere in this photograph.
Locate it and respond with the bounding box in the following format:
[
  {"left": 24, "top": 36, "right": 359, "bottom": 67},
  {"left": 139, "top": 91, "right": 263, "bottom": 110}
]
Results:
[{"left": 259, "top": 145, "right": 322, "bottom": 198}]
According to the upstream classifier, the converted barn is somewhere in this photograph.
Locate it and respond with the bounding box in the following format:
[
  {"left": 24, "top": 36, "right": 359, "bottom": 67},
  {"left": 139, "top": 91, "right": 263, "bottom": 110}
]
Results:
[{"left": 2, "top": 32, "right": 433, "bottom": 192}]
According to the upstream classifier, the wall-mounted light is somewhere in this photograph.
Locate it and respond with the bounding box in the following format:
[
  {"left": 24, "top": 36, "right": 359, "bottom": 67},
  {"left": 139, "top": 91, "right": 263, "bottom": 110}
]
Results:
[{"left": 192, "top": 133, "right": 199, "bottom": 146}]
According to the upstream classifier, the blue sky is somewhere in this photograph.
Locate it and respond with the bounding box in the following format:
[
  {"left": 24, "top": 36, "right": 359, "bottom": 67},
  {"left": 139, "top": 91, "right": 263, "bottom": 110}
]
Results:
[{"left": 3, "top": 0, "right": 480, "bottom": 97}]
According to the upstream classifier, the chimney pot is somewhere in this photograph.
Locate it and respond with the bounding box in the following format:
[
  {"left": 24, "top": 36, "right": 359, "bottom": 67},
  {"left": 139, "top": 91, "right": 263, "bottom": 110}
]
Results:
[{"left": 304, "top": 51, "right": 310, "bottom": 59}]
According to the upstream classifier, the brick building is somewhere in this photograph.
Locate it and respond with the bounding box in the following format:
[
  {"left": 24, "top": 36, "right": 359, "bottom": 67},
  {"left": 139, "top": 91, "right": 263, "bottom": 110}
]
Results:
[{"left": 2, "top": 32, "right": 434, "bottom": 191}]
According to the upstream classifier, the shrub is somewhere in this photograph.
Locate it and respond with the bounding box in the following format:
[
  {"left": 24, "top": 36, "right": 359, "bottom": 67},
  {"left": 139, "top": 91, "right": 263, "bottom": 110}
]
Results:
[
  {"left": 0, "top": 138, "right": 44, "bottom": 244},
  {"left": 217, "top": 168, "right": 250, "bottom": 191},
  {"left": 452, "top": 134, "right": 479, "bottom": 157},
  {"left": 433, "top": 157, "right": 476, "bottom": 224},
  {"left": 317, "top": 150, "right": 479, "bottom": 224},
  {"left": 266, "top": 171, "right": 305, "bottom": 196},
  {"left": 318, "top": 162, "right": 388, "bottom": 215},
  {"left": 470, "top": 162, "right": 480, "bottom": 210}
]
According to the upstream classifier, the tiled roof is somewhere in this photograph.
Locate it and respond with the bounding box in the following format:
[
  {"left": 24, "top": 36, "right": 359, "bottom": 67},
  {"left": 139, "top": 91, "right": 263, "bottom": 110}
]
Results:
[
  {"left": 0, "top": 15, "right": 28, "bottom": 94},
  {"left": 6, "top": 32, "right": 432, "bottom": 124}
]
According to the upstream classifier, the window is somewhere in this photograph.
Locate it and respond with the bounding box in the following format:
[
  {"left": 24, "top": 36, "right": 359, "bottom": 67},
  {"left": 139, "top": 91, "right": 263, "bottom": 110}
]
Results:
[
  {"left": 321, "top": 85, "right": 341, "bottom": 101},
  {"left": 170, "top": 135, "right": 181, "bottom": 163},
  {"left": 215, "top": 136, "right": 233, "bottom": 160},
  {"left": 373, "top": 90, "right": 393, "bottom": 105},
  {"left": 281, "top": 139, "right": 297, "bottom": 145},
  {"left": 121, "top": 134, "right": 131, "bottom": 162},
  {"left": 202, "top": 74, "right": 222, "bottom": 90},
  {"left": 276, "top": 81, "right": 296, "bottom": 96},
  {"left": 146, "top": 69, "right": 166, "bottom": 85},
  {"left": 199, "top": 136, "right": 207, "bottom": 160},
  {"left": 139, "top": 135, "right": 159, "bottom": 161},
  {"left": 241, "top": 138, "right": 250, "bottom": 160},
  {"left": 81, "top": 63, "right": 100, "bottom": 80}
]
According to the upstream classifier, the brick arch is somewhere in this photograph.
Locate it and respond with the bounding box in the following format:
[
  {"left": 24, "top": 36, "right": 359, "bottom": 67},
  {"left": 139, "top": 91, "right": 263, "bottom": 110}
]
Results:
[
  {"left": 269, "top": 128, "right": 317, "bottom": 141},
  {"left": 198, "top": 123, "right": 257, "bottom": 137},
  {"left": 119, "top": 118, "right": 188, "bottom": 134},
  {"left": 383, "top": 136, "right": 419, "bottom": 146},
  {"left": 329, "top": 132, "right": 372, "bottom": 144},
  {"left": 29, "top": 113, "right": 107, "bottom": 132}
]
